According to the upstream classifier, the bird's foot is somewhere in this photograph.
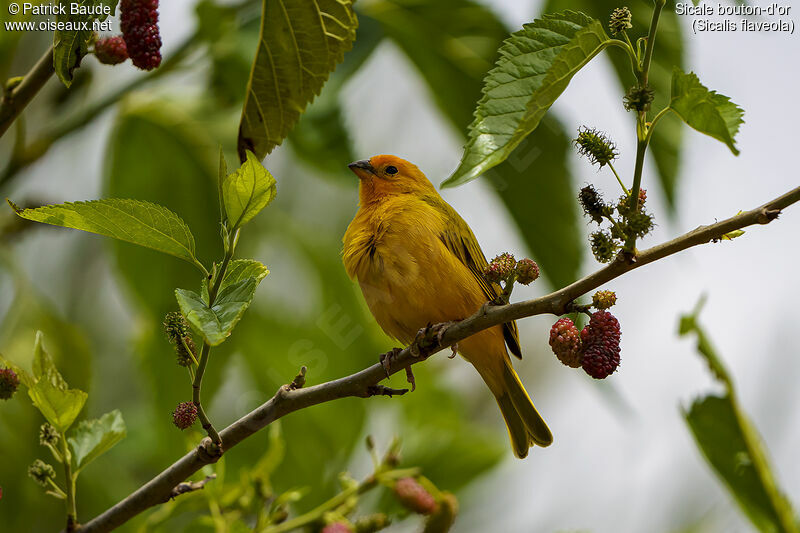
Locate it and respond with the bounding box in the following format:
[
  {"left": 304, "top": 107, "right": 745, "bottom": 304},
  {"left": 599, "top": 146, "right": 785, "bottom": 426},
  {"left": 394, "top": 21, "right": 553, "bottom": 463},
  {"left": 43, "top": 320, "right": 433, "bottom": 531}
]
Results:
[
  {"left": 405, "top": 366, "right": 416, "bottom": 392},
  {"left": 409, "top": 324, "right": 433, "bottom": 358},
  {"left": 447, "top": 343, "right": 459, "bottom": 359},
  {"left": 379, "top": 347, "right": 404, "bottom": 378}
]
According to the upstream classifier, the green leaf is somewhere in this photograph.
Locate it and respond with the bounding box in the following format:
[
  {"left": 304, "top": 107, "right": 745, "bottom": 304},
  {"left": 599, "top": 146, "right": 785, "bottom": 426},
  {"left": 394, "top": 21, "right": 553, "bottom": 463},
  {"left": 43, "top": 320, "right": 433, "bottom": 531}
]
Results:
[
  {"left": 28, "top": 378, "right": 87, "bottom": 433},
  {"left": 53, "top": 0, "right": 117, "bottom": 87},
  {"left": 237, "top": 0, "right": 358, "bottom": 160},
  {"left": 486, "top": 115, "right": 581, "bottom": 287},
  {"left": 24, "top": 332, "right": 88, "bottom": 432},
  {"left": 669, "top": 68, "right": 744, "bottom": 155},
  {"left": 8, "top": 198, "right": 202, "bottom": 270},
  {"left": 444, "top": 11, "right": 612, "bottom": 187},
  {"left": 222, "top": 151, "right": 277, "bottom": 229},
  {"left": 32, "top": 330, "right": 69, "bottom": 391},
  {"left": 361, "top": 0, "right": 509, "bottom": 130},
  {"left": 68, "top": 410, "right": 126, "bottom": 472},
  {"left": 176, "top": 277, "right": 263, "bottom": 346},
  {"left": 202, "top": 259, "right": 270, "bottom": 302},
  {"left": 685, "top": 396, "right": 798, "bottom": 533}
]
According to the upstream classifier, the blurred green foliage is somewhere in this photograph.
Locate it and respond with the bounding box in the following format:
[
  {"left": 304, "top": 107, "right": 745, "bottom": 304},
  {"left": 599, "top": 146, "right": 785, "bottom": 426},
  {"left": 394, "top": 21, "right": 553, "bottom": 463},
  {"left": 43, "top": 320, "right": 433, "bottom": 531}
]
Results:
[{"left": 680, "top": 300, "right": 799, "bottom": 533}]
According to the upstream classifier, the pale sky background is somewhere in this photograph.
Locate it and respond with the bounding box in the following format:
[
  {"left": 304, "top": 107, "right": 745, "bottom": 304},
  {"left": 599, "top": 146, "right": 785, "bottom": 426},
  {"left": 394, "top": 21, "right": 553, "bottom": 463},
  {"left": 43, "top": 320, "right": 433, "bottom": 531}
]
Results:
[{"left": 5, "top": 1, "right": 800, "bottom": 532}]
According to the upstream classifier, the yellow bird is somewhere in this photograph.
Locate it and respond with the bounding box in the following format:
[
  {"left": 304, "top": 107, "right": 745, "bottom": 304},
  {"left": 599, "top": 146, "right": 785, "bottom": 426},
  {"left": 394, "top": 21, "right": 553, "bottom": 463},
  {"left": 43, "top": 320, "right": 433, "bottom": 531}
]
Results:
[{"left": 342, "top": 154, "right": 552, "bottom": 458}]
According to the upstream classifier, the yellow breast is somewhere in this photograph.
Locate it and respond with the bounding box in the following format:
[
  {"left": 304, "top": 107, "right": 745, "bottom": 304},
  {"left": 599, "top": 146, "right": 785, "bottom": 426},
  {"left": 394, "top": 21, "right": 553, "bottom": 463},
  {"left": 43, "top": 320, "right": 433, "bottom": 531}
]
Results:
[{"left": 342, "top": 197, "right": 487, "bottom": 344}]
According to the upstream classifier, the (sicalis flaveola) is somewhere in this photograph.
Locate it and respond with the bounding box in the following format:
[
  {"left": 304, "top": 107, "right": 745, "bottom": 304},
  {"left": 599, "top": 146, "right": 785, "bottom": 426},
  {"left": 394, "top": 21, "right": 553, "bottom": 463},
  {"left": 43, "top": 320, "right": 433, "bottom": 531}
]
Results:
[{"left": 342, "top": 155, "right": 552, "bottom": 458}]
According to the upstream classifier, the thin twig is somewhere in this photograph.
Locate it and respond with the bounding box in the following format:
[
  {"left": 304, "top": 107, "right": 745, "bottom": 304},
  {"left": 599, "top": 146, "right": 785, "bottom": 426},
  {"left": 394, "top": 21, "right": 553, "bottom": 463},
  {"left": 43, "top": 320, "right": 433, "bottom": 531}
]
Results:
[
  {"left": 70, "top": 185, "right": 800, "bottom": 533},
  {"left": 0, "top": 46, "right": 55, "bottom": 139},
  {"left": 168, "top": 474, "right": 217, "bottom": 500}
]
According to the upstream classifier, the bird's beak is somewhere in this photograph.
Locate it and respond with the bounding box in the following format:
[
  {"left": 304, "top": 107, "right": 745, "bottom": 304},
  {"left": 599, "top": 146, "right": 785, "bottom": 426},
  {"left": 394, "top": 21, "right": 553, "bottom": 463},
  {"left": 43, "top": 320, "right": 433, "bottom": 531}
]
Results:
[{"left": 348, "top": 159, "right": 374, "bottom": 178}]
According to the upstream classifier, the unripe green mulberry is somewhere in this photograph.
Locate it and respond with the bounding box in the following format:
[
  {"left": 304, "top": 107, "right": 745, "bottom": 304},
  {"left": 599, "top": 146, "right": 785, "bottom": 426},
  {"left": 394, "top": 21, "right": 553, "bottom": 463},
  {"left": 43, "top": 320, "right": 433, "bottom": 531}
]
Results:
[
  {"left": 592, "top": 290, "right": 617, "bottom": 310},
  {"left": 39, "top": 423, "right": 60, "bottom": 447},
  {"left": 609, "top": 7, "right": 633, "bottom": 35},
  {"left": 623, "top": 85, "right": 654, "bottom": 112},
  {"left": 590, "top": 231, "right": 617, "bottom": 263},
  {"left": 626, "top": 211, "right": 654, "bottom": 238},
  {"left": 28, "top": 459, "right": 56, "bottom": 487},
  {"left": 164, "top": 311, "right": 190, "bottom": 342},
  {"left": 574, "top": 127, "right": 618, "bottom": 168},
  {"left": 578, "top": 185, "right": 608, "bottom": 224}
]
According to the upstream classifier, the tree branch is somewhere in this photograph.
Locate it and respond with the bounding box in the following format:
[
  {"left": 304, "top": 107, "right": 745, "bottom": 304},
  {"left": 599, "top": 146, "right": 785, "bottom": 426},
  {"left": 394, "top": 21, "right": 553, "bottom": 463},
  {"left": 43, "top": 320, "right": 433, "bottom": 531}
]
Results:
[
  {"left": 0, "top": 46, "right": 55, "bottom": 139},
  {"left": 72, "top": 185, "right": 800, "bottom": 533}
]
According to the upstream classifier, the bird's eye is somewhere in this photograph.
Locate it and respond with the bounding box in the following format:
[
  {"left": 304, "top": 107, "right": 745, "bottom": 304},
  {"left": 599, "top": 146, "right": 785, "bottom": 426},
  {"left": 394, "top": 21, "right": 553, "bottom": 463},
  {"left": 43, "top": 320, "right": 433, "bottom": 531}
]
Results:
[{"left": 385, "top": 165, "right": 398, "bottom": 175}]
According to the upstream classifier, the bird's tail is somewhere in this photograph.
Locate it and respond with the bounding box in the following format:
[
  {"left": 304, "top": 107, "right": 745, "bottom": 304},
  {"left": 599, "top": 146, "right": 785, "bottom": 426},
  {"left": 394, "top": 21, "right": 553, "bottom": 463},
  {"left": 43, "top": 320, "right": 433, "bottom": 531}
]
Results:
[{"left": 492, "top": 360, "right": 553, "bottom": 458}]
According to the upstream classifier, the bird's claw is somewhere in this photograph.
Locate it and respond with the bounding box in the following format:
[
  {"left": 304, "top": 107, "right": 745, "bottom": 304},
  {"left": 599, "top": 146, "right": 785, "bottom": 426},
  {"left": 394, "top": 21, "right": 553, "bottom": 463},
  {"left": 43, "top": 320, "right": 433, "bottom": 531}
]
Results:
[
  {"left": 405, "top": 366, "right": 416, "bottom": 392},
  {"left": 380, "top": 347, "right": 403, "bottom": 377},
  {"left": 448, "top": 343, "right": 459, "bottom": 359}
]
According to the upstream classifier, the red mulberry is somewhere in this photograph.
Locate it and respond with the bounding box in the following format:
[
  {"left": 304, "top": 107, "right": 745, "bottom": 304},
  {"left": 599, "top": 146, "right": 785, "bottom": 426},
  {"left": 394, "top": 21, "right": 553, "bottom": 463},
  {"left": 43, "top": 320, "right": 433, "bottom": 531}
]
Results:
[
  {"left": 581, "top": 311, "right": 621, "bottom": 379},
  {"left": 94, "top": 35, "right": 128, "bottom": 65},
  {"left": 120, "top": 0, "right": 162, "bottom": 70},
  {"left": 549, "top": 318, "right": 583, "bottom": 368},
  {"left": 0, "top": 367, "right": 19, "bottom": 400},
  {"left": 172, "top": 401, "right": 198, "bottom": 430},
  {"left": 484, "top": 253, "right": 516, "bottom": 284},
  {"left": 515, "top": 258, "right": 540, "bottom": 285},
  {"left": 394, "top": 477, "right": 437, "bottom": 515}
]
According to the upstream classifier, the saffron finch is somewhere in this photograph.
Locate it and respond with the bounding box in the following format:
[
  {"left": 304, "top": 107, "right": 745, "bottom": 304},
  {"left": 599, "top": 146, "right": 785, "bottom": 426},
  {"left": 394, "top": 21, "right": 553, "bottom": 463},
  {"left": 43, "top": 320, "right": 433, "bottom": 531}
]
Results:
[{"left": 342, "top": 155, "right": 552, "bottom": 458}]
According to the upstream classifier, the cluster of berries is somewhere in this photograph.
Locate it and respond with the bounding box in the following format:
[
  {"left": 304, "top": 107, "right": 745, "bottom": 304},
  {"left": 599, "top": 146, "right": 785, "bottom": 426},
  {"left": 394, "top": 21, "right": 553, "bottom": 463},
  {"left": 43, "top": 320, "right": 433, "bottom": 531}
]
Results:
[
  {"left": 549, "top": 290, "right": 621, "bottom": 379},
  {"left": 164, "top": 311, "right": 197, "bottom": 367},
  {"left": 322, "top": 477, "right": 457, "bottom": 533},
  {"left": 94, "top": 1, "right": 162, "bottom": 69},
  {"left": 120, "top": 0, "right": 162, "bottom": 70},
  {"left": 579, "top": 183, "right": 654, "bottom": 263},
  {"left": 484, "top": 253, "right": 540, "bottom": 297}
]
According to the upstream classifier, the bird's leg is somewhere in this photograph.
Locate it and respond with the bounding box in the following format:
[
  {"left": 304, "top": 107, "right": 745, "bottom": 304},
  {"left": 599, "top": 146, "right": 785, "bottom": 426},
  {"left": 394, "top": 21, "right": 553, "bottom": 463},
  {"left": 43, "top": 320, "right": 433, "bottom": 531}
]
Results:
[{"left": 379, "top": 347, "right": 404, "bottom": 378}]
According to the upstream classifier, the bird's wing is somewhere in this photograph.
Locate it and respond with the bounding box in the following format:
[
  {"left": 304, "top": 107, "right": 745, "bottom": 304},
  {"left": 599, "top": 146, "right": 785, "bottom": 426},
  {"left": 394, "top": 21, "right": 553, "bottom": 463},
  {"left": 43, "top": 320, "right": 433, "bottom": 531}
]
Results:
[{"left": 426, "top": 196, "right": 523, "bottom": 359}]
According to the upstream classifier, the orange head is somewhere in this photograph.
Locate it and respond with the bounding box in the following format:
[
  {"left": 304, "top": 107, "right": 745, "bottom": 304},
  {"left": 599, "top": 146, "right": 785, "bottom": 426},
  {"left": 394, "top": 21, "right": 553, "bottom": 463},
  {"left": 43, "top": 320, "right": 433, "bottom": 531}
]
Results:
[{"left": 348, "top": 155, "right": 436, "bottom": 204}]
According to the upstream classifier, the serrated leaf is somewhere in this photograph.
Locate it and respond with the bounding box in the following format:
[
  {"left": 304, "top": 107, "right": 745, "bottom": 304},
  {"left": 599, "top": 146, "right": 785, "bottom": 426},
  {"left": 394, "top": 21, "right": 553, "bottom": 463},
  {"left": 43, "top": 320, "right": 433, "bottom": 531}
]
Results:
[
  {"left": 176, "top": 277, "right": 263, "bottom": 346},
  {"left": 237, "top": 0, "right": 358, "bottom": 160},
  {"left": 202, "top": 259, "right": 269, "bottom": 302},
  {"left": 444, "top": 11, "right": 612, "bottom": 187},
  {"left": 669, "top": 68, "right": 744, "bottom": 155},
  {"left": 222, "top": 151, "right": 277, "bottom": 229},
  {"left": 685, "top": 396, "right": 798, "bottom": 533},
  {"left": 28, "top": 378, "right": 87, "bottom": 433},
  {"left": 32, "top": 330, "right": 68, "bottom": 390},
  {"left": 8, "top": 198, "right": 202, "bottom": 269},
  {"left": 53, "top": 0, "right": 117, "bottom": 87},
  {"left": 68, "top": 410, "right": 126, "bottom": 472}
]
